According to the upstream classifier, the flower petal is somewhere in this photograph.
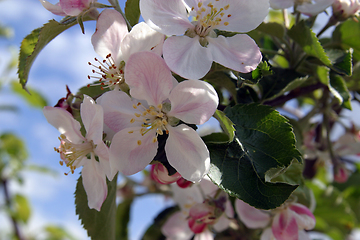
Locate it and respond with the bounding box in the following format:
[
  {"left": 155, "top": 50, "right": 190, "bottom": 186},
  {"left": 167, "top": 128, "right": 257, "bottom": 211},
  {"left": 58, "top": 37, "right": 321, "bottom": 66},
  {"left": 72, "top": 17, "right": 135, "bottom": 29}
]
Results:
[
  {"left": 161, "top": 211, "right": 194, "bottom": 240},
  {"left": 59, "top": 0, "right": 88, "bottom": 16},
  {"left": 125, "top": 51, "right": 173, "bottom": 106},
  {"left": 207, "top": 34, "right": 262, "bottom": 74},
  {"left": 289, "top": 203, "right": 316, "bottom": 230},
  {"left": 140, "top": 0, "right": 193, "bottom": 35},
  {"left": 194, "top": 229, "right": 213, "bottom": 240},
  {"left": 81, "top": 95, "right": 104, "bottom": 144},
  {"left": 120, "top": 22, "right": 165, "bottom": 62},
  {"left": 168, "top": 80, "right": 218, "bottom": 125},
  {"left": 43, "top": 106, "right": 84, "bottom": 142},
  {"left": 171, "top": 183, "right": 204, "bottom": 213},
  {"left": 166, "top": 125, "right": 210, "bottom": 182},
  {"left": 96, "top": 90, "right": 141, "bottom": 133},
  {"left": 272, "top": 209, "right": 299, "bottom": 240},
  {"left": 81, "top": 156, "right": 108, "bottom": 211},
  {"left": 235, "top": 199, "right": 271, "bottom": 229},
  {"left": 109, "top": 127, "right": 158, "bottom": 177},
  {"left": 163, "top": 35, "right": 212, "bottom": 80},
  {"left": 40, "top": 0, "right": 66, "bottom": 16},
  {"left": 297, "top": 0, "right": 334, "bottom": 15},
  {"left": 91, "top": 9, "right": 128, "bottom": 64},
  {"left": 270, "top": 0, "right": 294, "bottom": 9}
]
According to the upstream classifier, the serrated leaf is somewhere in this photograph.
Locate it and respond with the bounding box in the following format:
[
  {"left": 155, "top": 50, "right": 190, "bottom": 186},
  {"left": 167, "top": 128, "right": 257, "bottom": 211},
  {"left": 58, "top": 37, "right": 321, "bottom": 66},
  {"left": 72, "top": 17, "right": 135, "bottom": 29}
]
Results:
[
  {"left": 11, "top": 81, "right": 48, "bottom": 108},
  {"left": 326, "top": 49, "right": 353, "bottom": 76},
  {"left": 333, "top": 18, "right": 360, "bottom": 61},
  {"left": 13, "top": 194, "right": 31, "bottom": 223},
  {"left": 288, "top": 20, "right": 331, "bottom": 65},
  {"left": 75, "top": 174, "right": 117, "bottom": 240},
  {"left": 330, "top": 74, "right": 352, "bottom": 110},
  {"left": 256, "top": 22, "right": 285, "bottom": 40},
  {"left": 125, "top": 0, "right": 140, "bottom": 27},
  {"left": 224, "top": 104, "right": 302, "bottom": 175},
  {"left": 208, "top": 140, "right": 298, "bottom": 209},
  {"left": 116, "top": 198, "right": 133, "bottom": 240},
  {"left": 18, "top": 19, "right": 87, "bottom": 88}
]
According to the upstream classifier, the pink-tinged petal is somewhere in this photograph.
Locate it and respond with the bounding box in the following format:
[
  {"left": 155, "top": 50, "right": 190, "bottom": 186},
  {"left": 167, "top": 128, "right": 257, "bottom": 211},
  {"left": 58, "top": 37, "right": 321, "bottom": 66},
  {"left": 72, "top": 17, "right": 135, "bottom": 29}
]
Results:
[
  {"left": 168, "top": 80, "right": 218, "bottom": 125},
  {"left": 40, "top": 0, "right": 66, "bottom": 16},
  {"left": 91, "top": 9, "right": 128, "bottom": 64},
  {"left": 194, "top": 229, "right": 213, "bottom": 240},
  {"left": 150, "top": 162, "right": 182, "bottom": 184},
  {"left": 94, "top": 143, "right": 111, "bottom": 180},
  {"left": 289, "top": 203, "right": 316, "bottom": 230},
  {"left": 96, "top": 91, "right": 141, "bottom": 133},
  {"left": 109, "top": 127, "right": 158, "bottom": 177},
  {"left": 120, "top": 22, "right": 165, "bottom": 62},
  {"left": 162, "top": 211, "right": 194, "bottom": 240},
  {"left": 172, "top": 183, "right": 204, "bottom": 213},
  {"left": 212, "top": 0, "right": 269, "bottom": 33},
  {"left": 140, "top": 0, "right": 193, "bottom": 35},
  {"left": 125, "top": 52, "right": 173, "bottom": 106},
  {"left": 166, "top": 125, "right": 210, "bottom": 182},
  {"left": 59, "top": 0, "right": 88, "bottom": 16},
  {"left": 213, "top": 214, "right": 231, "bottom": 232},
  {"left": 235, "top": 199, "right": 271, "bottom": 229},
  {"left": 207, "top": 34, "right": 262, "bottom": 74},
  {"left": 163, "top": 35, "right": 212, "bottom": 80},
  {"left": 297, "top": 0, "right": 334, "bottom": 15},
  {"left": 81, "top": 95, "right": 104, "bottom": 144},
  {"left": 188, "top": 217, "right": 207, "bottom": 233},
  {"left": 81, "top": 156, "right": 108, "bottom": 211},
  {"left": 199, "top": 177, "right": 220, "bottom": 197},
  {"left": 270, "top": 0, "right": 294, "bottom": 9},
  {"left": 43, "top": 106, "right": 84, "bottom": 142},
  {"left": 298, "top": 230, "right": 311, "bottom": 240},
  {"left": 272, "top": 209, "right": 299, "bottom": 240}
]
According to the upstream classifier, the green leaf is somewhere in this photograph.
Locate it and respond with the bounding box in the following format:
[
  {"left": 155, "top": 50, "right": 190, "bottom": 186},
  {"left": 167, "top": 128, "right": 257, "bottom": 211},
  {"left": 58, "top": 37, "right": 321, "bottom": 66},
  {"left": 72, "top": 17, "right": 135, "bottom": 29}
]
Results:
[
  {"left": 18, "top": 19, "right": 86, "bottom": 88},
  {"left": 11, "top": 81, "right": 48, "bottom": 108},
  {"left": 326, "top": 49, "right": 353, "bottom": 76},
  {"left": 44, "top": 225, "right": 76, "bottom": 240},
  {"left": 116, "top": 198, "right": 133, "bottom": 240},
  {"left": 204, "top": 71, "right": 237, "bottom": 98},
  {"left": 288, "top": 20, "right": 331, "bottom": 65},
  {"left": 256, "top": 22, "right": 285, "bottom": 40},
  {"left": 0, "top": 133, "right": 28, "bottom": 163},
  {"left": 75, "top": 174, "right": 117, "bottom": 240},
  {"left": 333, "top": 18, "right": 360, "bottom": 61},
  {"left": 212, "top": 110, "right": 235, "bottom": 143},
  {"left": 224, "top": 104, "right": 302, "bottom": 175},
  {"left": 330, "top": 74, "right": 352, "bottom": 110},
  {"left": 125, "top": 0, "right": 140, "bottom": 27},
  {"left": 13, "top": 194, "right": 31, "bottom": 223},
  {"left": 208, "top": 140, "right": 298, "bottom": 209}
]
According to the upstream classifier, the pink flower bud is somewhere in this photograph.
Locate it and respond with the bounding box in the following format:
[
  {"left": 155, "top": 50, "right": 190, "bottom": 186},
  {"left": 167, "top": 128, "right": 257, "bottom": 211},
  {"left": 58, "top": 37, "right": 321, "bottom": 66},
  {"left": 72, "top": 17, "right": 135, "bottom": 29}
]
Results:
[
  {"left": 150, "top": 162, "right": 181, "bottom": 184},
  {"left": 176, "top": 177, "right": 193, "bottom": 188},
  {"left": 334, "top": 165, "right": 349, "bottom": 183},
  {"left": 332, "top": 0, "right": 360, "bottom": 21}
]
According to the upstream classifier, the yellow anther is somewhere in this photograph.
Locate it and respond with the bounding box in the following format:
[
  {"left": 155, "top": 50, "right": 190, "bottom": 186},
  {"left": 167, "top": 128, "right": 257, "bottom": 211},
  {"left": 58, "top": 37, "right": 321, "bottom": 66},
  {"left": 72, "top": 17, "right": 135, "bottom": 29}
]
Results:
[
  {"left": 228, "top": 14, "right": 232, "bottom": 17},
  {"left": 201, "top": 7, "right": 206, "bottom": 12},
  {"left": 198, "top": 2, "right": 202, "bottom": 7},
  {"left": 157, "top": 103, "right": 163, "bottom": 109},
  {"left": 152, "top": 137, "right": 157, "bottom": 143},
  {"left": 128, "top": 130, "right": 134, "bottom": 134},
  {"left": 135, "top": 113, "right": 141, "bottom": 117},
  {"left": 224, "top": 22, "right": 229, "bottom": 26},
  {"left": 207, "top": 3, "right": 213, "bottom": 7},
  {"left": 130, "top": 118, "right": 135, "bottom": 123},
  {"left": 224, "top": 4, "right": 230, "bottom": 10},
  {"left": 137, "top": 140, "right": 142, "bottom": 146},
  {"left": 220, "top": 12, "right": 224, "bottom": 17},
  {"left": 133, "top": 104, "right": 137, "bottom": 109}
]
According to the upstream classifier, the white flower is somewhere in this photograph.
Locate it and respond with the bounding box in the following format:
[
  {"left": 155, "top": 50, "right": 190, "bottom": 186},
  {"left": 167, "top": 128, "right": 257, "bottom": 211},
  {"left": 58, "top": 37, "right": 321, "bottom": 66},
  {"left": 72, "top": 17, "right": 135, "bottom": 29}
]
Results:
[
  {"left": 43, "top": 95, "right": 110, "bottom": 211},
  {"left": 140, "top": 0, "right": 268, "bottom": 79},
  {"left": 270, "top": 0, "right": 335, "bottom": 15}
]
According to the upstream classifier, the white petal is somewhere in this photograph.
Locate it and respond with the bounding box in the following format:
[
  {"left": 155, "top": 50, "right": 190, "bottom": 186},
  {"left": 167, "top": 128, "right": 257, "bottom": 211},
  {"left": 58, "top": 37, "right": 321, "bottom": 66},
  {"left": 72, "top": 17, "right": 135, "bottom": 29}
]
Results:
[
  {"left": 270, "top": 0, "right": 294, "bottom": 9},
  {"left": 125, "top": 52, "right": 173, "bottom": 106},
  {"left": 235, "top": 199, "right": 271, "bottom": 229},
  {"left": 161, "top": 211, "right": 194, "bottom": 240},
  {"left": 289, "top": 203, "right": 316, "bottom": 230},
  {"left": 168, "top": 80, "right": 218, "bottom": 125},
  {"left": 81, "top": 156, "right": 108, "bottom": 211},
  {"left": 260, "top": 227, "right": 275, "bottom": 240},
  {"left": 297, "top": 0, "right": 334, "bottom": 15},
  {"left": 91, "top": 9, "right": 128, "bottom": 64},
  {"left": 171, "top": 183, "right": 204, "bottom": 212},
  {"left": 96, "top": 91, "right": 140, "bottom": 133},
  {"left": 207, "top": 35, "right": 262, "bottom": 73},
  {"left": 120, "top": 22, "right": 165, "bottom": 62},
  {"left": 40, "top": 0, "right": 66, "bottom": 16},
  {"left": 109, "top": 127, "right": 158, "bottom": 177},
  {"left": 43, "top": 106, "right": 84, "bottom": 143},
  {"left": 81, "top": 95, "right": 104, "bottom": 144},
  {"left": 163, "top": 35, "right": 212, "bottom": 80},
  {"left": 140, "top": 0, "right": 193, "bottom": 35},
  {"left": 194, "top": 229, "right": 213, "bottom": 240},
  {"left": 166, "top": 125, "right": 210, "bottom": 182},
  {"left": 59, "top": 0, "right": 88, "bottom": 16},
  {"left": 213, "top": 214, "right": 231, "bottom": 232}
]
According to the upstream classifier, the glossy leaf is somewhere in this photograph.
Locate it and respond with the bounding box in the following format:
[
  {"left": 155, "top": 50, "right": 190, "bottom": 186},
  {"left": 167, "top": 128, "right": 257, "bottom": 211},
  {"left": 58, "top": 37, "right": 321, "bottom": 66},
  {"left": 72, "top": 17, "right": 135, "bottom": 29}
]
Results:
[
  {"left": 125, "top": 0, "right": 140, "bottom": 27},
  {"left": 75, "top": 174, "right": 117, "bottom": 240},
  {"left": 333, "top": 18, "right": 360, "bottom": 61},
  {"left": 116, "top": 198, "right": 133, "bottom": 240}
]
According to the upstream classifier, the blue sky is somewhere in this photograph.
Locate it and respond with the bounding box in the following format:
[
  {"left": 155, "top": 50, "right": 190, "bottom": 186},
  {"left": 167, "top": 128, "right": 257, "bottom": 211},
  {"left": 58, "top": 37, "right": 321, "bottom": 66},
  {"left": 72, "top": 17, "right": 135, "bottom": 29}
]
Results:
[{"left": 0, "top": 0, "right": 175, "bottom": 239}]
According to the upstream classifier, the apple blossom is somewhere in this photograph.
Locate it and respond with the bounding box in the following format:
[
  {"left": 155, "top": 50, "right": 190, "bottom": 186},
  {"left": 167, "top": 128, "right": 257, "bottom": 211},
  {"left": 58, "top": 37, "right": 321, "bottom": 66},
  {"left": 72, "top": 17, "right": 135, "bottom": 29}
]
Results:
[
  {"left": 270, "top": 0, "right": 335, "bottom": 15},
  {"left": 162, "top": 178, "right": 233, "bottom": 240},
  {"left": 332, "top": 0, "right": 360, "bottom": 20},
  {"left": 140, "top": 0, "right": 268, "bottom": 80},
  {"left": 88, "top": 9, "right": 165, "bottom": 90},
  {"left": 43, "top": 95, "right": 110, "bottom": 211},
  {"left": 151, "top": 162, "right": 182, "bottom": 184},
  {"left": 235, "top": 199, "right": 315, "bottom": 240},
  {"left": 97, "top": 51, "right": 218, "bottom": 181},
  {"left": 40, "top": 0, "right": 97, "bottom": 16}
]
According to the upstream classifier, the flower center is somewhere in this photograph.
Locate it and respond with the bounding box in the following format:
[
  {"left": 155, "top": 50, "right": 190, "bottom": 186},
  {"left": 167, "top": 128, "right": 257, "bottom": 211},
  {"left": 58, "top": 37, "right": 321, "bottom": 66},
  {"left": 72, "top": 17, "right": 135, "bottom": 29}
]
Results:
[
  {"left": 129, "top": 102, "right": 170, "bottom": 145},
  {"left": 87, "top": 54, "right": 125, "bottom": 90},
  {"left": 55, "top": 134, "right": 95, "bottom": 175},
  {"left": 191, "top": 1, "right": 231, "bottom": 37}
]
